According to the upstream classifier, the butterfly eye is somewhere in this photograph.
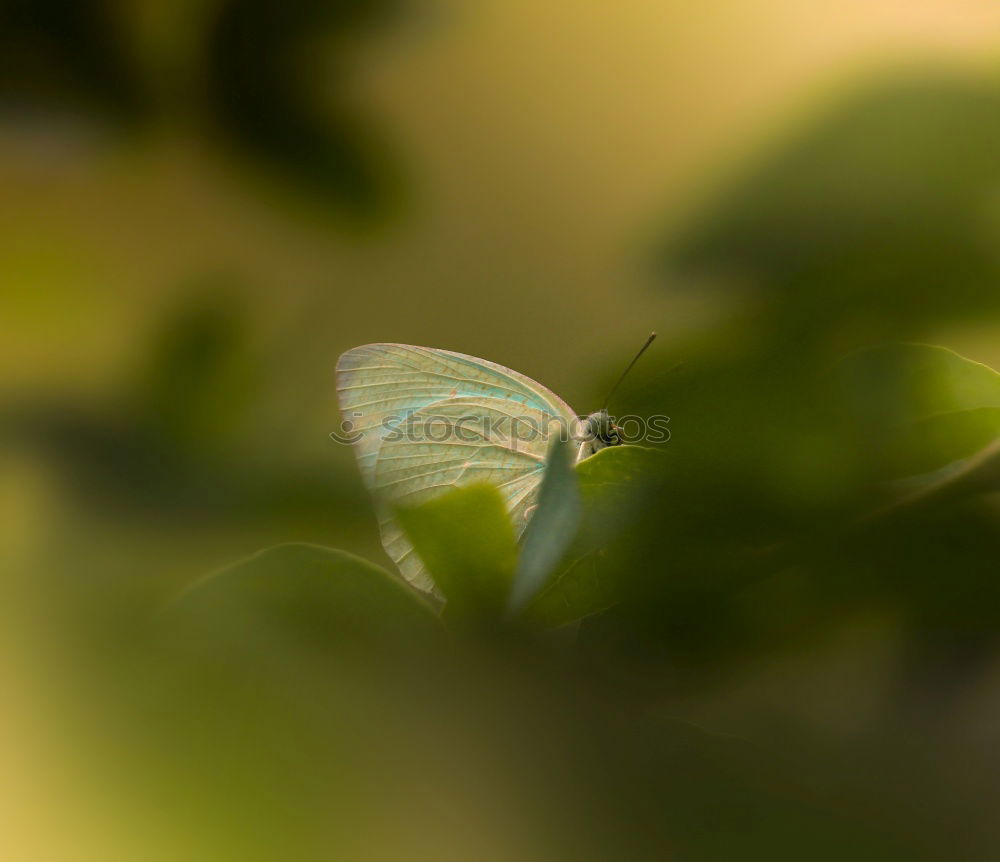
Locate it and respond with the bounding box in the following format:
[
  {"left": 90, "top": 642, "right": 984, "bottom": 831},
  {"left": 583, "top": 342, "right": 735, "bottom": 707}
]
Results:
[{"left": 599, "top": 422, "right": 623, "bottom": 446}]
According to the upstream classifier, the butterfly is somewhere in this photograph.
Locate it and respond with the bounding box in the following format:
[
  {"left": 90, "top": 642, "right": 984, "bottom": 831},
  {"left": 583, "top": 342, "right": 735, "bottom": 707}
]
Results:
[{"left": 336, "top": 338, "right": 654, "bottom": 592}]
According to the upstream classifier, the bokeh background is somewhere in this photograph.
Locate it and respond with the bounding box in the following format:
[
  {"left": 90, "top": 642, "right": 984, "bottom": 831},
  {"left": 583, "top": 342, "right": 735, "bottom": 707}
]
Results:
[{"left": 4, "top": 1, "right": 1000, "bottom": 859}]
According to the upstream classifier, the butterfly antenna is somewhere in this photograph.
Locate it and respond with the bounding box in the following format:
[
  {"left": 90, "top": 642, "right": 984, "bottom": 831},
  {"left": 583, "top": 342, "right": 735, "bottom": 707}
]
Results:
[{"left": 601, "top": 332, "right": 657, "bottom": 409}]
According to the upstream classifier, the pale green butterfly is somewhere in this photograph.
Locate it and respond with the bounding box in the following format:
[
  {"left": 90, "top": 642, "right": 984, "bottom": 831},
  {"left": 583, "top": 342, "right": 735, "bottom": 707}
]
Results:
[{"left": 336, "top": 337, "right": 654, "bottom": 592}]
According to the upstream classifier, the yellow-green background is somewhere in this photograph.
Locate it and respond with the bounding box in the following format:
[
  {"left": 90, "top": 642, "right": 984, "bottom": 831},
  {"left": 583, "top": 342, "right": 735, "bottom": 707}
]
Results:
[{"left": 4, "top": 1, "right": 1000, "bottom": 858}]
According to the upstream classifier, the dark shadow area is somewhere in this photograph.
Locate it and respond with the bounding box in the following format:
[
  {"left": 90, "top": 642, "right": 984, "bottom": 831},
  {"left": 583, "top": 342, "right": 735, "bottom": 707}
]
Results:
[{"left": 0, "top": 0, "right": 404, "bottom": 217}]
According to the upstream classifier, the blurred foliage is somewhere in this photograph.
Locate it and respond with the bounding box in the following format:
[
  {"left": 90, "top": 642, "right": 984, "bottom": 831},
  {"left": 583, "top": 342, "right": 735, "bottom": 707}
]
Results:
[
  {"left": 0, "top": 0, "right": 402, "bottom": 216},
  {"left": 525, "top": 444, "right": 659, "bottom": 627},
  {"left": 838, "top": 343, "right": 1000, "bottom": 479},
  {"left": 110, "top": 378, "right": 1000, "bottom": 859},
  {"left": 0, "top": 0, "right": 145, "bottom": 117},
  {"left": 206, "top": 0, "right": 402, "bottom": 217},
  {"left": 660, "top": 75, "right": 1000, "bottom": 337},
  {"left": 1, "top": 285, "right": 364, "bottom": 526},
  {"left": 168, "top": 542, "right": 442, "bottom": 655}
]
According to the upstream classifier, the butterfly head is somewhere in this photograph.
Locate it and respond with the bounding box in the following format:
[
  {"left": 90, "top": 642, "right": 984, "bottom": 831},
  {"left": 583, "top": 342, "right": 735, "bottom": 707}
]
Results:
[
  {"left": 581, "top": 409, "right": 622, "bottom": 457},
  {"left": 581, "top": 331, "right": 655, "bottom": 460}
]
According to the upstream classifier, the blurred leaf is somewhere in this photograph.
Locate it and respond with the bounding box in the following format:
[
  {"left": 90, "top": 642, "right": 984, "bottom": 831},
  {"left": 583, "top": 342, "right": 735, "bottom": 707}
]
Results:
[
  {"left": 840, "top": 343, "right": 1000, "bottom": 420},
  {"left": 524, "top": 552, "right": 610, "bottom": 629},
  {"left": 0, "top": 0, "right": 402, "bottom": 216},
  {"left": 206, "top": 0, "right": 402, "bottom": 217},
  {"left": 508, "top": 438, "right": 581, "bottom": 615},
  {"left": 877, "top": 439, "right": 1000, "bottom": 516},
  {"left": 525, "top": 445, "right": 661, "bottom": 626},
  {"left": 396, "top": 483, "right": 517, "bottom": 625},
  {"left": 165, "top": 542, "right": 440, "bottom": 656},
  {"left": 132, "top": 285, "right": 259, "bottom": 453},
  {"left": 0, "top": 0, "right": 146, "bottom": 118},
  {"left": 662, "top": 76, "right": 1000, "bottom": 334},
  {"left": 896, "top": 408, "right": 1000, "bottom": 478},
  {"left": 838, "top": 343, "right": 1000, "bottom": 478}
]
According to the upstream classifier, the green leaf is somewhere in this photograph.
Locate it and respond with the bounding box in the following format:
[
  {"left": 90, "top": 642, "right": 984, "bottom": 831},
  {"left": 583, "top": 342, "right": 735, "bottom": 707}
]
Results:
[
  {"left": 573, "top": 444, "right": 663, "bottom": 560},
  {"left": 895, "top": 408, "right": 1000, "bottom": 477},
  {"left": 523, "top": 551, "right": 614, "bottom": 629},
  {"left": 875, "top": 439, "right": 1000, "bottom": 517},
  {"left": 838, "top": 343, "right": 1000, "bottom": 478},
  {"left": 396, "top": 483, "right": 517, "bottom": 624},
  {"left": 525, "top": 445, "right": 662, "bottom": 627},
  {"left": 508, "top": 438, "right": 582, "bottom": 615},
  {"left": 163, "top": 543, "right": 441, "bottom": 656}
]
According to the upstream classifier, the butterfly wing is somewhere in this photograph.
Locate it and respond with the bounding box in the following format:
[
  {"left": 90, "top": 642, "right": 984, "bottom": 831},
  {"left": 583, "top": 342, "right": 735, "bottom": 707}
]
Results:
[{"left": 336, "top": 343, "right": 579, "bottom": 592}]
